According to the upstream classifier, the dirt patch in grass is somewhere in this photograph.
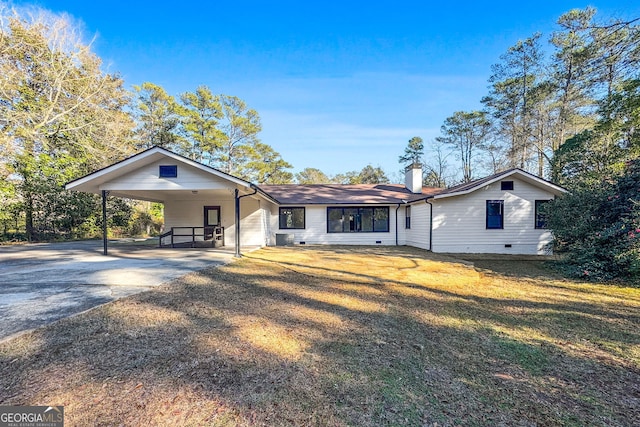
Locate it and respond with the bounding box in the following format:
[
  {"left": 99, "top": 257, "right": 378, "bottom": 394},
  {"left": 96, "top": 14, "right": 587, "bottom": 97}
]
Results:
[{"left": 1, "top": 245, "right": 639, "bottom": 426}]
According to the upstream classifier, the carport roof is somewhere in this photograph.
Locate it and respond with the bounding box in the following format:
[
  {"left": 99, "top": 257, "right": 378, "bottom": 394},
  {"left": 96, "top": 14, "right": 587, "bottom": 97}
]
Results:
[
  {"left": 66, "top": 146, "right": 253, "bottom": 192},
  {"left": 65, "top": 146, "right": 279, "bottom": 204}
]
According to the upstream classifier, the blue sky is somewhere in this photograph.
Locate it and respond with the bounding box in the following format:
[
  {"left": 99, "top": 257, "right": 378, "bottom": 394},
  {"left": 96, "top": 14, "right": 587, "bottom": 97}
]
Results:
[{"left": 11, "top": 1, "right": 640, "bottom": 180}]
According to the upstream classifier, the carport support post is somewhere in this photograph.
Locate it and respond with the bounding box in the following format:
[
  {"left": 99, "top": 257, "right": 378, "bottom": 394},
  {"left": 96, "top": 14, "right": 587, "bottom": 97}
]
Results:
[
  {"left": 102, "top": 190, "right": 109, "bottom": 256},
  {"left": 234, "top": 189, "right": 241, "bottom": 258}
]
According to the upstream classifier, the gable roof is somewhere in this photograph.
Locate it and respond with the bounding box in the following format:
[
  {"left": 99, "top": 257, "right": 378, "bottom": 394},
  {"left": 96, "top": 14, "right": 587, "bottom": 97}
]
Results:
[
  {"left": 66, "top": 147, "right": 566, "bottom": 206},
  {"left": 66, "top": 146, "right": 253, "bottom": 192},
  {"left": 432, "top": 168, "right": 567, "bottom": 199},
  {"left": 259, "top": 184, "right": 442, "bottom": 205}
]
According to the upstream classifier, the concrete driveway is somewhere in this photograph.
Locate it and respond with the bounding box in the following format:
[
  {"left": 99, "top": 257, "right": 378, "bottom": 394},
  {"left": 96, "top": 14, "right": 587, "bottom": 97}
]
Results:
[{"left": 0, "top": 239, "right": 236, "bottom": 341}]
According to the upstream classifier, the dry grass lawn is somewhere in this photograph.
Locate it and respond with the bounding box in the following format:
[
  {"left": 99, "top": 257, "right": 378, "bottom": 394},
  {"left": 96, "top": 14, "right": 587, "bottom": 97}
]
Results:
[{"left": 1, "top": 246, "right": 639, "bottom": 426}]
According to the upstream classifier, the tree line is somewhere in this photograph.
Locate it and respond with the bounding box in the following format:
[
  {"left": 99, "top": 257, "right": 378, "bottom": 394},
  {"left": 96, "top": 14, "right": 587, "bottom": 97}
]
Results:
[
  {"left": 412, "top": 7, "right": 639, "bottom": 190},
  {"left": 132, "top": 83, "right": 293, "bottom": 184},
  {"left": 0, "top": 8, "right": 298, "bottom": 241}
]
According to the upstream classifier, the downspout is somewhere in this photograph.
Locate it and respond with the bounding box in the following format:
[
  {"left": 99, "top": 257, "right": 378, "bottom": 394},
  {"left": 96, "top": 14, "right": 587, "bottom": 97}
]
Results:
[
  {"left": 101, "top": 190, "right": 109, "bottom": 256},
  {"left": 425, "top": 198, "right": 433, "bottom": 251},
  {"left": 395, "top": 201, "right": 407, "bottom": 246},
  {"left": 395, "top": 204, "right": 400, "bottom": 246},
  {"left": 234, "top": 185, "right": 259, "bottom": 258}
]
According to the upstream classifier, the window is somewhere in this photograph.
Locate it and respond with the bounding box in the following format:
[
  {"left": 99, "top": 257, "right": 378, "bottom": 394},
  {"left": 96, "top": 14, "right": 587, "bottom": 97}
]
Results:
[
  {"left": 535, "top": 200, "right": 550, "bottom": 229},
  {"left": 327, "top": 207, "right": 389, "bottom": 233},
  {"left": 374, "top": 208, "right": 388, "bottom": 231},
  {"left": 501, "top": 181, "right": 514, "bottom": 190},
  {"left": 159, "top": 165, "right": 177, "bottom": 178},
  {"left": 486, "top": 200, "right": 504, "bottom": 229},
  {"left": 279, "top": 207, "right": 305, "bottom": 229},
  {"left": 405, "top": 205, "right": 411, "bottom": 229}
]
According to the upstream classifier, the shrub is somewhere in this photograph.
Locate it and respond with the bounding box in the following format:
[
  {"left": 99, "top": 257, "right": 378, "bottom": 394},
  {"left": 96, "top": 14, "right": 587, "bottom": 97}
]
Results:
[{"left": 547, "top": 159, "right": 640, "bottom": 283}]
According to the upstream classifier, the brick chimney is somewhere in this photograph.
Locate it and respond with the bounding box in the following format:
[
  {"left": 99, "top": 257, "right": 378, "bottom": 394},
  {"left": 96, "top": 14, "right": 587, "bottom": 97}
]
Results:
[{"left": 404, "top": 163, "right": 423, "bottom": 194}]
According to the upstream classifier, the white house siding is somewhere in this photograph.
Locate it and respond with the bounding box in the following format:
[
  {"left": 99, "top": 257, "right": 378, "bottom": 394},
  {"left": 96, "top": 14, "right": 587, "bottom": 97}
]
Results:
[
  {"left": 164, "top": 196, "right": 268, "bottom": 247},
  {"left": 396, "top": 206, "right": 407, "bottom": 246},
  {"left": 431, "top": 178, "right": 554, "bottom": 254},
  {"left": 262, "top": 204, "right": 273, "bottom": 246},
  {"left": 405, "top": 202, "right": 431, "bottom": 250},
  {"left": 101, "top": 159, "right": 233, "bottom": 191},
  {"left": 238, "top": 198, "right": 270, "bottom": 246},
  {"left": 270, "top": 205, "right": 401, "bottom": 246},
  {"left": 164, "top": 197, "right": 233, "bottom": 245}
]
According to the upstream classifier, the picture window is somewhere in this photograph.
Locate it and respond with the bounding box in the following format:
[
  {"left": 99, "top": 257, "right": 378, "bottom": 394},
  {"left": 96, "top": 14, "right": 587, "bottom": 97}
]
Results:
[{"left": 327, "top": 207, "right": 389, "bottom": 233}]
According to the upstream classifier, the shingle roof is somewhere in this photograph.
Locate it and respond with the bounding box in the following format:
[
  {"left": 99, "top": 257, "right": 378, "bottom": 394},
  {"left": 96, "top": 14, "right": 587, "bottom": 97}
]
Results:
[
  {"left": 260, "top": 169, "right": 566, "bottom": 205},
  {"left": 258, "top": 184, "right": 443, "bottom": 205}
]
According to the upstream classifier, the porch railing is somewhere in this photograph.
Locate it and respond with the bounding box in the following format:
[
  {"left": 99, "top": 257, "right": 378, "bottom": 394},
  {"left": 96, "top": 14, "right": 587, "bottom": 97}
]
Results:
[{"left": 159, "top": 226, "right": 225, "bottom": 248}]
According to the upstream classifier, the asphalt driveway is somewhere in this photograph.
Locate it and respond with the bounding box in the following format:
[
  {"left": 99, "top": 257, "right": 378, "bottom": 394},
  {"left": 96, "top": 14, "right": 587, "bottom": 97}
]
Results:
[{"left": 0, "top": 239, "right": 235, "bottom": 341}]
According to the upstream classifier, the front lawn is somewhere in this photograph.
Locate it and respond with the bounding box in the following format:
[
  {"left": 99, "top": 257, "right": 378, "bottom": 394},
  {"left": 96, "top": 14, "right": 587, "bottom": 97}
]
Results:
[{"left": 1, "top": 246, "right": 638, "bottom": 426}]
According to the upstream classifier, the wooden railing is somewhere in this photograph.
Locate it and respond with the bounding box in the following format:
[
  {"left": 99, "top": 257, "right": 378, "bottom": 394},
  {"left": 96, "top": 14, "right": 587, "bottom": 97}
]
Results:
[{"left": 159, "top": 226, "right": 224, "bottom": 248}]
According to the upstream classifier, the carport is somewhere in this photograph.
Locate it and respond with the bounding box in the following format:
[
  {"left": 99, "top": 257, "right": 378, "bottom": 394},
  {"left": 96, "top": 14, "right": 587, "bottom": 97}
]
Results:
[{"left": 65, "top": 147, "right": 278, "bottom": 257}]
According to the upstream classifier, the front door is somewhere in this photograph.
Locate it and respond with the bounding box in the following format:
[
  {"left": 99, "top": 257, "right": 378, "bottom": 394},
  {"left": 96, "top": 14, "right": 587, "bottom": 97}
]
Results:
[
  {"left": 204, "top": 206, "right": 220, "bottom": 228},
  {"left": 204, "top": 206, "right": 221, "bottom": 241}
]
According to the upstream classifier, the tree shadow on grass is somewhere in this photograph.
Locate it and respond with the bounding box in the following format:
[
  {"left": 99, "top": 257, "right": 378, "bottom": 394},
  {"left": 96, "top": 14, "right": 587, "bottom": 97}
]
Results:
[
  {"left": 1, "top": 251, "right": 639, "bottom": 426},
  {"left": 247, "top": 249, "right": 640, "bottom": 344}
]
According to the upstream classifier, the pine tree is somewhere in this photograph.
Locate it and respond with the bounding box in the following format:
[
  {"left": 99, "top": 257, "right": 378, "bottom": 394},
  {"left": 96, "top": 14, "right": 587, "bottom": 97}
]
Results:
[{"left": 398, "top": 137, "right": 424, "bottom": 167}]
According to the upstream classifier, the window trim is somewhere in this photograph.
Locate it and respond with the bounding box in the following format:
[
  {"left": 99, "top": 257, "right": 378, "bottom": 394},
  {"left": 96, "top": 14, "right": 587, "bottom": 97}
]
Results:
[
  {"left": 486, "top": 200, "right": 504, "bottom": 229},
  {"left": 159, "top": 165, "right": 178, "bottom": 178},
  {"left": 535, "top": 200, "right": 551, "bottom": 229},
  {"left": 279, "top": 207, "right": 305, "bottom": 230},
  {"left": 326, "top": 206, "right": 390, "bottom": 233}
]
